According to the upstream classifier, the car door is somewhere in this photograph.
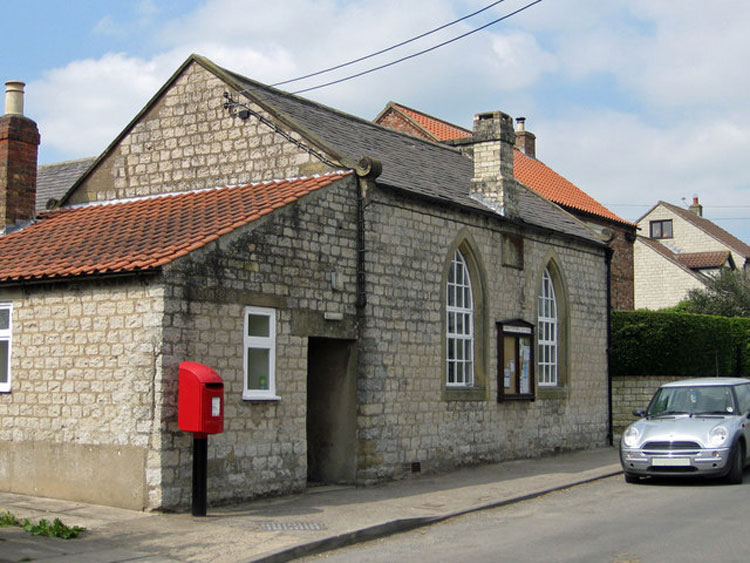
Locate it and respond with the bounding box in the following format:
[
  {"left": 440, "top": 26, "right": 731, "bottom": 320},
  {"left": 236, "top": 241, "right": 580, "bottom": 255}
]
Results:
[{"left": 733, "top": 383, "right": 750, "bottom": 461}]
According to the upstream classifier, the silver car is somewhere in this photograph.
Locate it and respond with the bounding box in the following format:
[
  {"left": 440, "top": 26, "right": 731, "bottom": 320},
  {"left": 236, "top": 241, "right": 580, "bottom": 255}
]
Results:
[{"left": 620, "top": 378, "right": 750, "bottom": 484}]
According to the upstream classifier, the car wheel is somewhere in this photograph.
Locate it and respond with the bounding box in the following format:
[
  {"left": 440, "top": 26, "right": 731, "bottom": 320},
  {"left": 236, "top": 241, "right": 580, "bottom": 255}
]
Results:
[
  {"left": 624, "top": 472, "right": 640, "bottom": 484},
  {"left": 726, "top": 442, "right": 745, "bottom": 485}
]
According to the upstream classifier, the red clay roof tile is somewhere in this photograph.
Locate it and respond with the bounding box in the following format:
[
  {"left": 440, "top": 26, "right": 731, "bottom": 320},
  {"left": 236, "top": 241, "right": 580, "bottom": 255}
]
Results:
[
  {"left": 513, "top": 150, "right": 633, "bottom": 226},
  {"left": 0, "top": 172, "right": 350, "bottom": 283},
  {"left": 393, "top": 104, "right": 472, "bottom": 141},
  {"left": 383, "top": 104, "right": 632, "bottom": 227}
]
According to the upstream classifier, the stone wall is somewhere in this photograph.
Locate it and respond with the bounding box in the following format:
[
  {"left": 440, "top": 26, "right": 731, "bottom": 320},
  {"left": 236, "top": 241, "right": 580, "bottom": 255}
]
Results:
[
  {"left": 355, "top": 186, "right": 609, "bottom": 481},
  {"left": 611, "top": 375, "right": 685, "bottom": 437},
  {"left": 156, "top": 175, "right": 361, "bottom": 508},
  {"left": 0, "top": 278, "right": 165, "bottom": 509},
  {"left": 634, "top": 237, "right": 704, "bottom": 309},
  {"left": 67, "top": 60, "right": 331, "bottom": 205}
]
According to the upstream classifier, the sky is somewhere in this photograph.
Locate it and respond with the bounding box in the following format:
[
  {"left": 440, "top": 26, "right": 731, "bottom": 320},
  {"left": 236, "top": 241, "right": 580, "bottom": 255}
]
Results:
[{"left": 3, "top": 0, "right": 750, "bottom": 243}]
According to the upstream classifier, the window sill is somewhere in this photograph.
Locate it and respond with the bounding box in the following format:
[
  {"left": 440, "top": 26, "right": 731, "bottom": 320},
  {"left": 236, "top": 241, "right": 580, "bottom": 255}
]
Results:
[
  {"left": 536, "top": 385, "right": 567, "bottom": 400},
  {"left": 242, "top": 394, "right": 281, "bottom": 402},
  {"left": 499, "top": 393, "right": 535, "bottom": 402},
  {"left": 442, "top": 386, "right": 487, "bottom": 401}
]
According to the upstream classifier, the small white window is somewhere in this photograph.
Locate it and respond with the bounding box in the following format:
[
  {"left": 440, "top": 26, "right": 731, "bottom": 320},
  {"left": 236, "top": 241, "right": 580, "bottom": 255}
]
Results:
[
  {"left": 243, "top": 306, "right": 278, "bottom": 400},
  {"left": 446, "top": 250, "right": 474, "bottom": 387},
  {"left": 0, "top": 304, "right": 11, "bottom": 393},
  {"left": 538, "top": 268, "right": 558, "bottom": 386}
]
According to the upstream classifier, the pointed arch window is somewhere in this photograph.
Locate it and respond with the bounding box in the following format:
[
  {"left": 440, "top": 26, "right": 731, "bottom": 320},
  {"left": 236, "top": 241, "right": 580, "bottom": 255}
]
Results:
[
  {"left": 446, "top": 250, "right": 474, "bottom": 387},
  {"left": 538, "top": 267, "right": 558, "bottom": 386}
]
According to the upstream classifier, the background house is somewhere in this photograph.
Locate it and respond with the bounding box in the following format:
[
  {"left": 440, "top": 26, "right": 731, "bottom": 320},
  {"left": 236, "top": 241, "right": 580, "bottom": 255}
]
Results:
[
  {"left": 0, "top": 56, "right": 610, "bottom": 511},
  {"left": 374, "top": 102, "right": 636, "bottom": 311},
  {"left": 635, "top": 198, "right": 750, "bottom": 309}
]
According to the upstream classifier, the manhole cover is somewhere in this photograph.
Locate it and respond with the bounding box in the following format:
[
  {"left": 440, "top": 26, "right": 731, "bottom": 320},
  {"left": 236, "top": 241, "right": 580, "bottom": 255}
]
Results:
[{"left": 260, "top": 521, "right": 327, "bottom": 531}]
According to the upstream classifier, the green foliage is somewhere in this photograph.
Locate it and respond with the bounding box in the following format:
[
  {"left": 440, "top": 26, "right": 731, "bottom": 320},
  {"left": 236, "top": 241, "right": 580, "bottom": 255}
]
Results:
[
  {"left": 0, "top": 510, "right": 84, "bottom": 539},
  {"left": 677, "top": 269, "right": 750, "bottom": 317},
  {"left": 0, "top": 510, "right": 19, "bottom": 527},
  {"left": 611, "top": 310, "right": 750, "bottom": 377}
]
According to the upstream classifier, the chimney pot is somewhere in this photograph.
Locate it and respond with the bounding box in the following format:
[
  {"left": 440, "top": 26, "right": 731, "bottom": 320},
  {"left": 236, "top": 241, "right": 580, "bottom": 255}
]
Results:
[
  {"left": 4, "top": 81, "right": 25, "bottom": 116},
  {"left": 514, "top": 116, "right": 536, "bottom": 158},
  {"left": 689, "top": 195, "right": 703, "bottom": 217}
]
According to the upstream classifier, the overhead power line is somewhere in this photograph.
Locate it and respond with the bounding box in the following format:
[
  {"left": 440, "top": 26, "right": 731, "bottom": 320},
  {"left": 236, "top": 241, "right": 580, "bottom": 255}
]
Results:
[
  {"left": 290, "top": 0, "right": 544, "bottom": 95},
  {"left": 272, "top": 0, "right": 508, "bottom": 88}
]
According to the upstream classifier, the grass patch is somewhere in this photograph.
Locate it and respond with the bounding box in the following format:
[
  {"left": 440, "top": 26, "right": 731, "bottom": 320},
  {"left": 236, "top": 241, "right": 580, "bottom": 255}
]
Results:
[{"left": 0, "top": 510, "right": 85, "bottom": 539}]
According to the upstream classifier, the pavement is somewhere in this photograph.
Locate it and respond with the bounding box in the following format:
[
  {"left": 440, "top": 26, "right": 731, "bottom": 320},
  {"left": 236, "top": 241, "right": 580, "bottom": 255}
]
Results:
[{"left": 0, "top": 446, "right": 621, "bottom": 562}]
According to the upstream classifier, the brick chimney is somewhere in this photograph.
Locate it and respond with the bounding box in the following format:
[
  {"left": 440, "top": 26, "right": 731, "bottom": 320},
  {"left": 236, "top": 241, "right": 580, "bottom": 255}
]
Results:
[
  {"left": 514, "top": 117, "right": 536, "bottom": 158},
  {"left": 689, "top": 196, "right": 703, "bottom": 217},
  {"left": 0, "top": 81, "right": 40, "bottom": 233},
  {"left": 470, "top": 110, "right": 519, "bottom": 218}
]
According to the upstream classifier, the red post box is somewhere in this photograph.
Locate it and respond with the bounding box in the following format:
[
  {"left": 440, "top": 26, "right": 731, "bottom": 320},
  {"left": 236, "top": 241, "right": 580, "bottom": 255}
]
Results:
[{"left": 178, "top": 361, "right": 224, "bottom": 436}]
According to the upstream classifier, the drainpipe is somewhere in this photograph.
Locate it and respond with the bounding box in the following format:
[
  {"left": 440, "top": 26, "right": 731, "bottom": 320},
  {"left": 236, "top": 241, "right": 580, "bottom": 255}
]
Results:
[
  {"left": 353, "top": 157, "right": 382, "bottom": 314},
  {"left": 605, "top": 246, "right": 614, "bottom": 446}
]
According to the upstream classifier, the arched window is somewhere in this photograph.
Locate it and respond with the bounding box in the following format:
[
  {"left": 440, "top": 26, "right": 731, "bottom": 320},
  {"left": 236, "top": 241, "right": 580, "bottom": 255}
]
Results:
[
  {"left": 538, "top": 266, "right": 558, "bottom": 386},
  {"left": 446, "top": 250, "right": 474, "bottom": 387}
]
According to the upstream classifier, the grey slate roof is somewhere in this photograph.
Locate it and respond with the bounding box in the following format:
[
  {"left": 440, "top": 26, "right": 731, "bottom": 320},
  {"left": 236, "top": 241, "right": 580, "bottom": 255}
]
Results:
[
  {"left": 53, "top": 55, "right": 600, "bottom": 246},
  {"left": 218, "top": 64, "right": 600, "bottom": 245},
  {"left": 37, "top": 157, "right": 95, "bottom": 212}
]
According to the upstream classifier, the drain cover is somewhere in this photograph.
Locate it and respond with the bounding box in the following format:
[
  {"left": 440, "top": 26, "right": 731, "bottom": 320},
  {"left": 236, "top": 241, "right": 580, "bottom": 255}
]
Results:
[{"left": 260, "top": 521, "right": 327, "bottom": 531}]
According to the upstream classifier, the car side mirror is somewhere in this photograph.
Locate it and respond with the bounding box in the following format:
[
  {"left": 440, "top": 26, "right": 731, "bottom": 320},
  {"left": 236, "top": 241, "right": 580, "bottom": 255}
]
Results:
[{"left": 632, "top": 408, "right": 646, "bottom": 418}]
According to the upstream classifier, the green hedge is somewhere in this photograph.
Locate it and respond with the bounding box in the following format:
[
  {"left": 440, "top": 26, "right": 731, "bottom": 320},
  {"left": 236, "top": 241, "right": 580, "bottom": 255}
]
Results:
[{"left": 611, "top": 310, "right": 750, "bottom": 377}]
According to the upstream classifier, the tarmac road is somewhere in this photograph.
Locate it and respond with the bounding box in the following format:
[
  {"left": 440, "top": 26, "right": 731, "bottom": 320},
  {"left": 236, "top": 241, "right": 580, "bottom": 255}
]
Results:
[{"left": 299, "top": 471, "right": 750, "bottom": 562}]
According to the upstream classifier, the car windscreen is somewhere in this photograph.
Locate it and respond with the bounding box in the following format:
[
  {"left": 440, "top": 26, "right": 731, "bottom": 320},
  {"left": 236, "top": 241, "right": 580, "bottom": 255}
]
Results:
[{"left": 647, "top": 385, "right": 737, "bottom": 417}]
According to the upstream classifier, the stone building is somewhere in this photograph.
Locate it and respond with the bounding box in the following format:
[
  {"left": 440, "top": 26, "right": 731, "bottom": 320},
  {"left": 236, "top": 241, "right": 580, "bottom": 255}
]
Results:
[
  {"left": 0, "top": 55, "right": 610, "bottom": 511},
  {"left": 374, "top": 102, "right": 637, "bottom": 310},
  {"left": 634, "top": 198, "right": 750, "bottom": 309}
]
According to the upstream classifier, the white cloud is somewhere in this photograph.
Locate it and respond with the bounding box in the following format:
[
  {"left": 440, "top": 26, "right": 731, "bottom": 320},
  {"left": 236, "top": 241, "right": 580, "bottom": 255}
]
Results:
[
  {"left": 487, "top": 32, "right": 556, "bottom": 89},
  {"left": 28, "top": 52, "right": 182, "bottom": 158},
  {"left": 20, "top": 0, "right": 750, "bottom": 242}
]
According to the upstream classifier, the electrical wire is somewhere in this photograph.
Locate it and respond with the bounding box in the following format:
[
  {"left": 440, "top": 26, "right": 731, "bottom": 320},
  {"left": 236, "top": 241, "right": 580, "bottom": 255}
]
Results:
[
  {"left": 271, "top": 0, "right": 508, "bottom": 87},
  {"left": 291, "top": 0, "right": 544, "bottom": 95}
]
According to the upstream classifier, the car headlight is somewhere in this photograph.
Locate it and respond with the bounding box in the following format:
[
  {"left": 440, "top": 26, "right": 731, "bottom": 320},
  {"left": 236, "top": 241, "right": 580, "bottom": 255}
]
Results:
[
  {"left": 622, "top": 426, "right": 641, "bottom": 448},
  {"left": 708, "top": 426, "right": 728, "bottom": 447}
]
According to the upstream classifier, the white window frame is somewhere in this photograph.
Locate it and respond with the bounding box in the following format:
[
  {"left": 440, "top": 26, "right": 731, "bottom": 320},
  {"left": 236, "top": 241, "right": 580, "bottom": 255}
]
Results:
[
  {"left": 243, "top": 306, "right": 279, "bottom": 401},
  {"left": 0, "top": 303, "right": 11, "bottom": 393},
  {"left": 446, "top": 250, "right": 474, "bottom": 387},
  {"left": 538, "top": 267, "right": 558, "bottom": 386}
]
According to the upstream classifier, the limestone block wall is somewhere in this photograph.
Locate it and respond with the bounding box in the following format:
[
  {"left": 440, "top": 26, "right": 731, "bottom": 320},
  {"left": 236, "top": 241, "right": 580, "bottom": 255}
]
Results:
[
  {"left": 634, "top": 237, "right": 705, "bottom": 309},
  {"left": 67, "top": 60, "right": 329, "bottom": 205},
  {"left": 157, "top": 177, "right": 360, "bottom": 508},
  {"left": 0, "top": 279, "right": 165, "bottom": 510},
  {"left": 611, "top": 375, "right": 685, "bottom": 437},
  {"left": 355, "top": 186, "right": 609, "bottom": 481}
]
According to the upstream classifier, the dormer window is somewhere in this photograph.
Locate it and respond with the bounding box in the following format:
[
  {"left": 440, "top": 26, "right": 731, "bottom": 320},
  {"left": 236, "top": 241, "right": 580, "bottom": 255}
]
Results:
[{"left": 650, "top": 219, "right": 673, "bottom": 239}]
